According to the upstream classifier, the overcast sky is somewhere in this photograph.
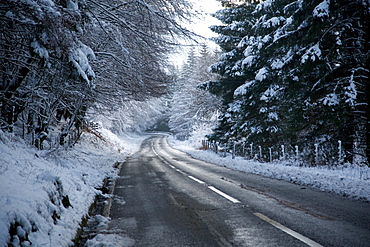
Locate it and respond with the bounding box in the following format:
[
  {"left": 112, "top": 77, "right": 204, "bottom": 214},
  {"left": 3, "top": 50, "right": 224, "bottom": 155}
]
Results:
[
  {"left": 169, "top": 0, "right": 222, "bottom": 66},
  {"left": 190, "top": 0, "right": 222, "bottom": 39}
]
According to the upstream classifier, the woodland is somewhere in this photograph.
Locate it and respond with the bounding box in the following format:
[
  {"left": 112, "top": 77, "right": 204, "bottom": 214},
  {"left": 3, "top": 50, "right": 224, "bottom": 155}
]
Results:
[
  {"left": 203, "top": 0, "right": 369, "bottom": 166},
  {"left": 1, "top": 0, "right": 369, "bottom": 166}
]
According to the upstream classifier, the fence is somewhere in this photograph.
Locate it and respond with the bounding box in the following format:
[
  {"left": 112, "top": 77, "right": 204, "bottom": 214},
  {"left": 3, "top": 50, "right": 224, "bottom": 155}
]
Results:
[{"left": 201, "top": 139, "right": 357, "bottom": 166}]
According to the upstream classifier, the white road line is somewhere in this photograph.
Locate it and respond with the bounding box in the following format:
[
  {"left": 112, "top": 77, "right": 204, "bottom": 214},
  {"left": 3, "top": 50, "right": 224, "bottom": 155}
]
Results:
[
  {"left": 188, "top": 176, "right": 205, "bottom": 184},
  {"left": 254, "top": 213, "right": 323, "bottom": 247},
  {"left": 176, "top": 169, "right": 187, "bottom": 175},
  {"left": 169, "top": 165, "right": 176, "bottom": 169},
  {"left": 208, "top": 186, "right": 240, "bottom": 203},
  {"left": 152, "top": 147, "right": 159, "bottom": 156}
]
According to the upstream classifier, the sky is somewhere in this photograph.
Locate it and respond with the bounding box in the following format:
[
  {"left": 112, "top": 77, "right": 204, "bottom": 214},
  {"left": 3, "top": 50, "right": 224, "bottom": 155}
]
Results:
[
  {"left": 169, "top": 0, "right": 222, "bottom": 66},
  {"left": 190, "top": 0, "right": 222, "bottom": 39}
]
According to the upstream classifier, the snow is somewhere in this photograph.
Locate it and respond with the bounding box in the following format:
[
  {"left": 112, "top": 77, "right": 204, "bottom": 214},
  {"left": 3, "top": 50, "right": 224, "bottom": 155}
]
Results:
[
  {"left": 260, "top": 85, "right": 281, "bottom": 102},
  {"left": 267, "top": 112, "right": 279, "bottom": 121},
  {"left": 0, "top": 129, "right": 146, "bottom": 246},
  {"left": 270, "top": 48, "right": 294, "bottom": 69},
  {"left": 2, "top": 125, "right": 369, "bottom": 246},
  {"left": 67, "top": 0, "right": 79, "bottom": 11},
  {"left": 301, "top": 43, "right": 322, "bottom": 63},
  {"left": 85, "top": 233, "right": 134, "bottom": 247},
  {"left": 344, "top": 72, "right": 358, "bottom": 106},
  {"left": 241, "top": 55, "right": 256, "bottom": 68},
  {"left": 313, "top": 0, "right": 330, "bottom": 18},
  {"left": 263, "top": 16, "right": 285, "bottom": 28},
  {"left": 254, "top": 0, "right": 275, "bottom": 13},
  {"left": 234, "top": 81, "right": 255, "bottom": 97},
  {"left": 70, "top": 43, "right": 96, "bottom": 85},
  {"left": 255, "top": 67, "right": 268, "bottom": 81},
  {"left": 31, "top": 40, "right": 49, "bottom": 59},
  {"left": 322, "top": 93, "right": 339, "bottom": 106},
  {"left": 169, "top": 136, "right": 370, "bottom": 202}
]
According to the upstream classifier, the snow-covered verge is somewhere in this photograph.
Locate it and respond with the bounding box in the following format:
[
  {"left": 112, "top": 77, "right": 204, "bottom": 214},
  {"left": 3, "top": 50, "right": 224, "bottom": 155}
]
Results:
[
  {"left": 0, "top": 130, "right": 146, "bottom": 247},
  {"left": 169, "top": 136, "right": 370, "bottom": 202}
]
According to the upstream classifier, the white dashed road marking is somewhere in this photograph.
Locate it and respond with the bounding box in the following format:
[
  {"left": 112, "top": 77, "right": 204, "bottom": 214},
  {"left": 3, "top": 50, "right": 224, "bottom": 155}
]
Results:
[
  {"left": 153, "top": 138, "right": 324, "bottom": 247},
  {"left": 208, "top": 186, "right": 241, "bottom": 204},
  {"left": 188, "top": 176, "right": 205, "bottom": 184},
  {"left": 254, "top": 213, "right": 323, "bottom": 247}
]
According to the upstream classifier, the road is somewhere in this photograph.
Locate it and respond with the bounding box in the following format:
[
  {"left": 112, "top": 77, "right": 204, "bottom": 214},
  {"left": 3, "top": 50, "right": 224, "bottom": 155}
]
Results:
[{"left": 101, "top": 135, "right": 370, "bottom": 246}]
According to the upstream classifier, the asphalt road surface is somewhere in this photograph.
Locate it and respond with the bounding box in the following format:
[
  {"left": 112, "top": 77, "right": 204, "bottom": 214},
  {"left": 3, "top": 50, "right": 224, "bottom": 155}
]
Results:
[{"left": 102, "top": 135, "right": 370, "bottom": 246}]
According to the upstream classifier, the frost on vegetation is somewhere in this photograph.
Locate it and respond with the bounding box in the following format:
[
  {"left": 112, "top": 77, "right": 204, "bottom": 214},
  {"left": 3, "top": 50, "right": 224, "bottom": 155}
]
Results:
[
  {"left": 260, "top": 85, "right": 281, "bottom": 102},
  {"left": 263, "top": 16, "right": 286, "bottom": 28},
  {"left": 260, "top": 107, "right": 267, "bottom": 113},
  {"left": 31, "top": 40, "right": 49, "bottom": 59},
  {"left": 231, "top": 61, "right": 243, "bottom": 74},
  {"left": 70, "top": 43, "right": 96, "bottom": 86},
  {"left": 234, "top": 81, "right": 255, "bottom": 97},
  {"left": 301, "top": 43, "right": 322, "bottom": 63},
  {"left": 262, "top": 35, "right": 271, "bottom": 43},
  {"left": 228, "top": 21, "right": 245, "bottom": 32},
  {"left": 67, "top": 0, "right": 78, "bottom": 11},
  {"left": 322, "top": 93, "right": 339, "bottom": 106},
  {"left": 219, "top": 50, "right": 237, "bottom": 61},
  {"left": 270, "top": 49, "right": 294, "bottom": 69},
  {"left": 268, "top": 112, "right": 279, "bottom": 121},
  {"left": 228, "top": 101, "right": 242, "bottom": 113},
  {"left": 344, "top": 79, "right": 357, "bottom": 106},
  {"left": 313, "top": 0, "right": 330, "bottom": 18},
  {"left": 242, "top": 55, "right": 256, "bottom": 68},
  {"left": 254, "top": 0, "right": 274, "bottom": 13},
  {"left": 243, "top": 45, "right": 255, "bottom": 57},
  {"left": 255, "top": 67, "right": 268, "bottom": 81},
  {"left": 237, "top": 36, "right": 250, "bottom": 48}
]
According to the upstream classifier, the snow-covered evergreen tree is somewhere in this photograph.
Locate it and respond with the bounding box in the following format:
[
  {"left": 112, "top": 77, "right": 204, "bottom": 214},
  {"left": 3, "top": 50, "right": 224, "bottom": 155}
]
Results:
[
  {"left": 169, "top": 45, "right": 221, "bottom": 140},
  {"left": 206, "top": 0, "right": 369, "bottom": 165}
]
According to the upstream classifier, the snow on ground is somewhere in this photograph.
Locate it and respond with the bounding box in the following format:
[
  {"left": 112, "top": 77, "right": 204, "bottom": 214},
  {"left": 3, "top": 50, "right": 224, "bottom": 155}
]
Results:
[
  {"left": 1, "top": 129, "right": 369, "bottom": 246},
  {"left": 169, "top": 136, "right": 370, "bottom": 202},
  {"left": 0, "top": 129, "right": 146, "bottom": 247}
]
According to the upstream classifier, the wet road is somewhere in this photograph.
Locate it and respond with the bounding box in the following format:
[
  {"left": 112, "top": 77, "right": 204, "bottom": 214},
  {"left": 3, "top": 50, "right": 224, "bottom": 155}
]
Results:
[{"left": 103, "top": 135, "right": 370, "bottom": 246}]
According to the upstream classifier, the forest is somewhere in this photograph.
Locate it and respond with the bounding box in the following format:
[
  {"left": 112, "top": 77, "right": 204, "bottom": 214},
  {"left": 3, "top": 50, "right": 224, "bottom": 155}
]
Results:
[
  {"left": 1, "top": 0, "right": 369, "bottom": 166},
  {"left": 202, "top": 0, "right": 369, "bottom": 166},
  {"left": 0, "top": 0, "right": 194, "bottom": 148}
]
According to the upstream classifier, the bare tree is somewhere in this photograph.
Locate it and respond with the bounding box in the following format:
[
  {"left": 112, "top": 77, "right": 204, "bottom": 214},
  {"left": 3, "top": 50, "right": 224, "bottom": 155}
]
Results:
[
  {"left": 82, "top": 0, "right": 195, "bottom": 108},
  {"left": 1, "top": 0, "right": 196, "bottom": 148}
]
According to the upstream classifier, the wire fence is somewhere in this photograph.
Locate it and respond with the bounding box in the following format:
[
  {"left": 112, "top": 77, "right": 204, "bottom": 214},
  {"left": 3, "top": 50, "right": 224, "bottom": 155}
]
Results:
[{"left": 201, "top": 139, "right": 366, "bottom": 167}]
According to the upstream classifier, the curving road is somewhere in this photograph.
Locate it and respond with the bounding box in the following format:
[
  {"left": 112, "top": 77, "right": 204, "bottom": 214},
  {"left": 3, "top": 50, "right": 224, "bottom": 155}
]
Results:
[{"left": 105, "top": 135, "right": 370, "bottom": 246}]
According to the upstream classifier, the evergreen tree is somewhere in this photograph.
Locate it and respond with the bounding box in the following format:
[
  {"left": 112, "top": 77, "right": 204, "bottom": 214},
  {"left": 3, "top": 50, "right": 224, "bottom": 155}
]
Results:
[
  {"left": 169, "top": 45, "right": 221, "bottom": 140},
  {"left": 207, "top": 0, "right": 369, "bottom": 165}
]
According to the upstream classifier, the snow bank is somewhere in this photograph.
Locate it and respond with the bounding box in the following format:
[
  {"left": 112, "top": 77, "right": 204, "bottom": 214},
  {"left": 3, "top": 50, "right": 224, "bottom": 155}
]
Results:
[
  {"left": 169, "top": 137, "right": 370, "bottom": 201},
  {"left": 0, "top": 130, "right": 145, "bottom": 246}
]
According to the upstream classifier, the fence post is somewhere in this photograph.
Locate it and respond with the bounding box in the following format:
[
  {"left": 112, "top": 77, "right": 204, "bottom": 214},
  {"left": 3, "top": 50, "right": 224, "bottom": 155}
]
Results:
[
  {"left": 269, "top": 147, "right": 272, "bottom": 162},
  {"left": 295, "top": 145, "right": 299, "bottom": 161},
  {"left": 232, "top": 142, "right": 235, "bottom": 159},
  {"left": 250, "top": 143, "right": 253, "bottom": 159},
  {"left": 314, "top": 143, "right": 319, "bottom": 165},
  {"left": 338, "top": 140, "right": 343, "bottom": 165},
  {"left": 259, "top": 146, "right": 262, "bottom": 160},
  {"left": 281, "top": 144, "right": 285, "bottom": 160}
]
